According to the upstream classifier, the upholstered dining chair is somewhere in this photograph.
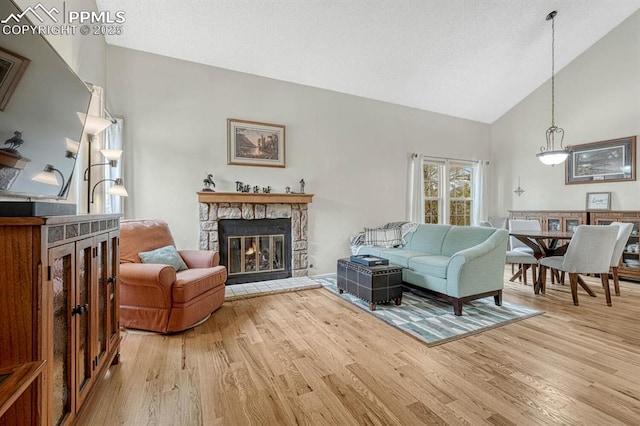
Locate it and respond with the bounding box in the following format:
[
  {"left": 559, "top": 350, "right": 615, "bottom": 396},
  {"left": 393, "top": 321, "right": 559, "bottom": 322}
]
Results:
[
  {"left": 609, "top": 222, "right": 634, "bottom": 296},
  {"left": 506, "top": 219, "right": 542, "bottom": 284},
  {"left": 539, "top": 225, "right": 618, "bottom": 306}
]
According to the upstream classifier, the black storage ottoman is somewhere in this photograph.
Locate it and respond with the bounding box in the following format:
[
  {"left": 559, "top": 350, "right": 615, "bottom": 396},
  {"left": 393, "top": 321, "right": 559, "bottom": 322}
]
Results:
[{"left": 336, "top": 258, "right": 403, "bottom": 310}]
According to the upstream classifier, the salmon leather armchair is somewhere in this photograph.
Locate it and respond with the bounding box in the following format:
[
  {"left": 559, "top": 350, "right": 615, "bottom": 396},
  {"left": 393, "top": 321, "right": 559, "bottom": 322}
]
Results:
[{"left": 119, "top": 219, "right": 227, "bottom": 333}]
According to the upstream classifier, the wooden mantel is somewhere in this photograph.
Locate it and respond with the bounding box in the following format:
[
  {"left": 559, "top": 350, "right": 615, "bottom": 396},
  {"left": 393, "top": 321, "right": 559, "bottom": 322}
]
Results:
[{"left": 197, "top": 192, "right": 313, "bottom": 204}]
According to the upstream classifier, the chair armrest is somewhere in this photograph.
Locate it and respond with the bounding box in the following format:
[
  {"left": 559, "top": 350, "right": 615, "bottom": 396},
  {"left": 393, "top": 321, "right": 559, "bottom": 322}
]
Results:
[
  {"left": 179, "top": 250, "right": 220, "bottom": 268},
  {"left": 119, "top": 263, "right": 176, "bottom": 289},
  {"left": 119, "top": 263, "right": 177, "bottom": 308}
]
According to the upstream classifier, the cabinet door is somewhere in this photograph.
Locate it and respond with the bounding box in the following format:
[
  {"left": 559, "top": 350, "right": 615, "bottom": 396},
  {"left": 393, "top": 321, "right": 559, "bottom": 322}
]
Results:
[
  {"left": 619, "top": 220, "right": 640, "bottom": 273},
  {"left": 593, "top": 217, "right": 640, "bottom": 276},
  {"left": 74, "top": 238, "right": 95, "bottom": 409},
  {"left": 564, "top": 218, "right": 581, "bottom": 233},
  {"left": 546, "top": 217, "right": 562, "bottom": 232},
  {"left": 48, "top": 245, "right": 75, "bottom": 426},
  {"left": 93, "top": 234, "right": 109, "bottom": 374},
  {"left": 108, "top": 232, "right": 120, "bottom": 348}
]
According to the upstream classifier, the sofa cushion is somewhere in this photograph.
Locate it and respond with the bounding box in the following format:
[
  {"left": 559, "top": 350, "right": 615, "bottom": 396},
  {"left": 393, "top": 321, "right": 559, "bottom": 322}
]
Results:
[
  {"left": 441, "top": 226, "right": 496, "bottom": 256},
  {"left": 139, "top": 245, "right": 188, "bottom": 271},
  {"left": 375, "top": 249, "right": 427, "bottom": 268},
  {"left": 407, "top": 255, "right": 451, "bottom": 279},
  {"left": 407, "top": 224, "right": 451, "bottom": 254}
]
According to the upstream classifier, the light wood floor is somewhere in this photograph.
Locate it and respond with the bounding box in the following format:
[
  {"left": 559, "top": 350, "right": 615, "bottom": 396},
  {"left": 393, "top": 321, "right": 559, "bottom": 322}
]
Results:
[{"left": 79, "top": 269, "right": 640, "bottom": 425}]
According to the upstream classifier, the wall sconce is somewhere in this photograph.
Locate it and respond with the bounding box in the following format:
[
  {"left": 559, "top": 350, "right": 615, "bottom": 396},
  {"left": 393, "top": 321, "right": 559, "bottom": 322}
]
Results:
[
  {"left": 78, "top": 113, "right": 127, "bottom": 212},
  {"left": 90, "top": 178, "right": 128, "bottom": 204},
  {"left": 32, "top": 163, "right": 68, "bottom": 197}
]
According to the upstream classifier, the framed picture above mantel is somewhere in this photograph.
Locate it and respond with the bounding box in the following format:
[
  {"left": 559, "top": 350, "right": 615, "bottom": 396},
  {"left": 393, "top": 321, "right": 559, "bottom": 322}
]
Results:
[
  {"left": 227, "top": 119, "right": 286, "bottom": 168},
  {"left": 565, "top": 136, "right": 636, "bottom": 185}
]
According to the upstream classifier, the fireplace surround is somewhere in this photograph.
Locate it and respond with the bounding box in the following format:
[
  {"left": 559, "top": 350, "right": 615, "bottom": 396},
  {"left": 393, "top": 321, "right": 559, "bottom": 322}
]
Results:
[{"left": 198, "top": 192, "right": 313, "bottom": 283}]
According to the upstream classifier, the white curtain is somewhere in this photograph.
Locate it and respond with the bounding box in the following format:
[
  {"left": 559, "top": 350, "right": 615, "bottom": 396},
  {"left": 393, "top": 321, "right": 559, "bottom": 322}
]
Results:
[
  {"left": 407, "top": 153, "right": 424, "bottom": 223},
  {"left": 472, "top": 161, "right": 487, "bottom": 226},
  {"left": 104, "top": 117, "right": 124, "bottom": 214}
]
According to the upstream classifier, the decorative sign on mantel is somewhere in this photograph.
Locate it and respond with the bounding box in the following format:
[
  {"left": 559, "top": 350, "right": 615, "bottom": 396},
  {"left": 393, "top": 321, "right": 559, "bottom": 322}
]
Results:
[{"left": 197, "top": 192, "right": 313, "bottom": 204}]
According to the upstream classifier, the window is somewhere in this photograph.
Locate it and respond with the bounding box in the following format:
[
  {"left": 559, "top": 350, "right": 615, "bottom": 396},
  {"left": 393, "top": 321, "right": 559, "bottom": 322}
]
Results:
[{"left": 423, "top": 160, "right": 473, "bottom": 225}]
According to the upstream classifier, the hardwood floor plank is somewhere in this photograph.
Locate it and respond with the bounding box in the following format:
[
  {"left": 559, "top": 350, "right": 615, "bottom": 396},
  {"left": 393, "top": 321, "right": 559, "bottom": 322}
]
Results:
[{"left": 79, "top": 270, "right": 640, "bottom": 425}]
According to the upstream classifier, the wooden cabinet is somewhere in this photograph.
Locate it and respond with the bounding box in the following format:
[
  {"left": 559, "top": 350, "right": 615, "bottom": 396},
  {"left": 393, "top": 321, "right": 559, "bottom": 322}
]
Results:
[
  {"left": 509, "top": 210, "right": 588, "bottom": 232},
  {"left": 590, "top": 211, "right": 640, "bottom": 281},
  {"left": 0, "top": 214, "right": 120, "bottom": 426}
]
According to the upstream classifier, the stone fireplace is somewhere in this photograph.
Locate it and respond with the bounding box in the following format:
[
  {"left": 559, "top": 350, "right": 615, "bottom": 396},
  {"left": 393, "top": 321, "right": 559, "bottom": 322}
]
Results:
[{"left": 198, "top": 192, "right": 313, "bottom": 283}]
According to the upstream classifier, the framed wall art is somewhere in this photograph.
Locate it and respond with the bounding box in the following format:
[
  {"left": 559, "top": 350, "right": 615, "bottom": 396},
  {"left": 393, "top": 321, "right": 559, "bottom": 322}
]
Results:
[
  {"left": 227, "top": 119, "right": 286, "bottom": 168},
  {"left": 0, "top": 47, "right": 30, "bottom": 111},
  {"left": 565, "top": 136, "right": 636, "bottom": 184},
  {"left": 585, "top": 192, "right": 611, "bottom": 211}
]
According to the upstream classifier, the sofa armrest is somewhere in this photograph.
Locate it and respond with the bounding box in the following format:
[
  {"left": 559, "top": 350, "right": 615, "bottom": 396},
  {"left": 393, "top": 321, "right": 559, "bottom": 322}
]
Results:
[
  {"left": 119, "top": 263, "right": 176, "bottom": 308},
  {"left": 178, "top": 250, "right": 220, "bottom": 268},
  {"left": 446, "top": 229, "right": 508, "bottom": 297}
]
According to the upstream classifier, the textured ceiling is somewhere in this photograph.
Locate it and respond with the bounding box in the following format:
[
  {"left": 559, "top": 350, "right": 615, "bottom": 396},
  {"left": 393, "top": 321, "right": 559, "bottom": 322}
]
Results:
[{"left": 97, "top": 0, "right": 640, "bottom": 123}]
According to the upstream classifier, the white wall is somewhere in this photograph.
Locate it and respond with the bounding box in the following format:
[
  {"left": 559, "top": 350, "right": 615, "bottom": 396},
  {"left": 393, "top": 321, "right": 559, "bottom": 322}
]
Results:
[
  {"left": 106, "top": 46, "right": 491, "bottom": 274},
  {"left": 14, "top": 0, "right": 107, "bottom": 86},
  {"left": 490, "top": 10, "right": 640, "bottom": 216}
]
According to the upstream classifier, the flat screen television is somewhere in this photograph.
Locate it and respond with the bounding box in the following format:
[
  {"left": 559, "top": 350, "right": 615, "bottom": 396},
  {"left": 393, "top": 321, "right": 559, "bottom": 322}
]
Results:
[{"left": 0, "top": 0, "right": 91, "bottom": 201}]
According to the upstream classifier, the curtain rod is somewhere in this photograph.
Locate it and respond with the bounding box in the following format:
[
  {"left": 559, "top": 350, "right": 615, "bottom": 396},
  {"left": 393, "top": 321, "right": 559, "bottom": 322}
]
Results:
[{"left": 411, "top": 153, "right": 489, "bottom": 165}]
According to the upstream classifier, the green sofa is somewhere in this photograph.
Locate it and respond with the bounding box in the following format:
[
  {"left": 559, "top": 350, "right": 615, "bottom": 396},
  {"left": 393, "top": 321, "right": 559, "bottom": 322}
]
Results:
[{"left": 357, "top": 224, "right": 508, "bottom": 315}]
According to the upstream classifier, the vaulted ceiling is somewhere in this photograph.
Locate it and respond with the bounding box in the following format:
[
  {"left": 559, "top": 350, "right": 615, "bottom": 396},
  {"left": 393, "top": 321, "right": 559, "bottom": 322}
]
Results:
[{"left": 97, "top": 0, "right": 640, "bottom": 123}]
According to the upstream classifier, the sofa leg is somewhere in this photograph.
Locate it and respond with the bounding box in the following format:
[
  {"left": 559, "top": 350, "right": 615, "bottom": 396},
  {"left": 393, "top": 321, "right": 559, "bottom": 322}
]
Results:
[
  {"left": 494, "top": 290, "right": 502, "bottom": 306},
  {"left": 452, "top": 299, "right": 463, "bottom": 316}
]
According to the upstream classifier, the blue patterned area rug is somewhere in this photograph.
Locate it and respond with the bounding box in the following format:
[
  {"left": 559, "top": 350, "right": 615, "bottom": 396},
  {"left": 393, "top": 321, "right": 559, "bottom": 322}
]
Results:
[{"left": 315, "top": 275, "right": 543, "bottom": 347}]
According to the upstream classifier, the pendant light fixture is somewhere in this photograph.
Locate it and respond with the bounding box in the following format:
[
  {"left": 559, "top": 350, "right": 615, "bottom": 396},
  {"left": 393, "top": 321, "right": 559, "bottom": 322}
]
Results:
[{"left": 537, "top": 10, "right": 569, "bottom": 166}]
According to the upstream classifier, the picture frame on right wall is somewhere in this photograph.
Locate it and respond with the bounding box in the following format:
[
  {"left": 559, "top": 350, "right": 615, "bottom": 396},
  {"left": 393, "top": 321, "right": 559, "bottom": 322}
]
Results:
[{"left": 565, "top": 136, "right": 636, "bottom": 184}]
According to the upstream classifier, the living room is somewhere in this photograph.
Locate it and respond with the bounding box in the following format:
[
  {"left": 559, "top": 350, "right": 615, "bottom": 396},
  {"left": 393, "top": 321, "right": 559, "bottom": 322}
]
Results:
[{"left": 1, "top": 0, "right": 640, "bottom": 424}]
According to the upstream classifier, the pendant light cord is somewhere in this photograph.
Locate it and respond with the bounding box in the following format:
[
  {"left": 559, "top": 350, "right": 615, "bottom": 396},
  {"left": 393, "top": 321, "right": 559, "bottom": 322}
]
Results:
[{"left": 551, "top": 14, "right": 555, "bottom": 127}]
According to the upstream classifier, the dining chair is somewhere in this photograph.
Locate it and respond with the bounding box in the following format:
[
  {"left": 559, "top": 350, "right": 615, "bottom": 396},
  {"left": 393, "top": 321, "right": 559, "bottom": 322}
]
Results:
[
  {"left": 539, "top": 225, "right": 618, "bottom": 306},
  {"left": 506, "top": 250, "right": 538, "bottom": 285},
  {"left": 507, "top": 219, "right": 541, "bottom": 284},
  {"left": 609, "top": 222, "right": 634, "bottom": 296},
  {"left": 508, "top": 219, "right": 542, "bottom": 253}
]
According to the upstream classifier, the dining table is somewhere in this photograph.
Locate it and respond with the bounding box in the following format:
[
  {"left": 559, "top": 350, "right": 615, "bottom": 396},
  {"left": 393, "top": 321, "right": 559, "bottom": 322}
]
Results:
[
  {"left": 509, "top": 230, "right": 573, "bottom": 259},
  {"left": 507, "top": 229, "right": 598, "bottom": 297}
]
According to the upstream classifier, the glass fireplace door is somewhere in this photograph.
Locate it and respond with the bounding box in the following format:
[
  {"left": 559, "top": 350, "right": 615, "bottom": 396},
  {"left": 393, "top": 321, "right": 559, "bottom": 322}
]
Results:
[{"left": 228, "top": 234, "right": 285, "bottom": 276}]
